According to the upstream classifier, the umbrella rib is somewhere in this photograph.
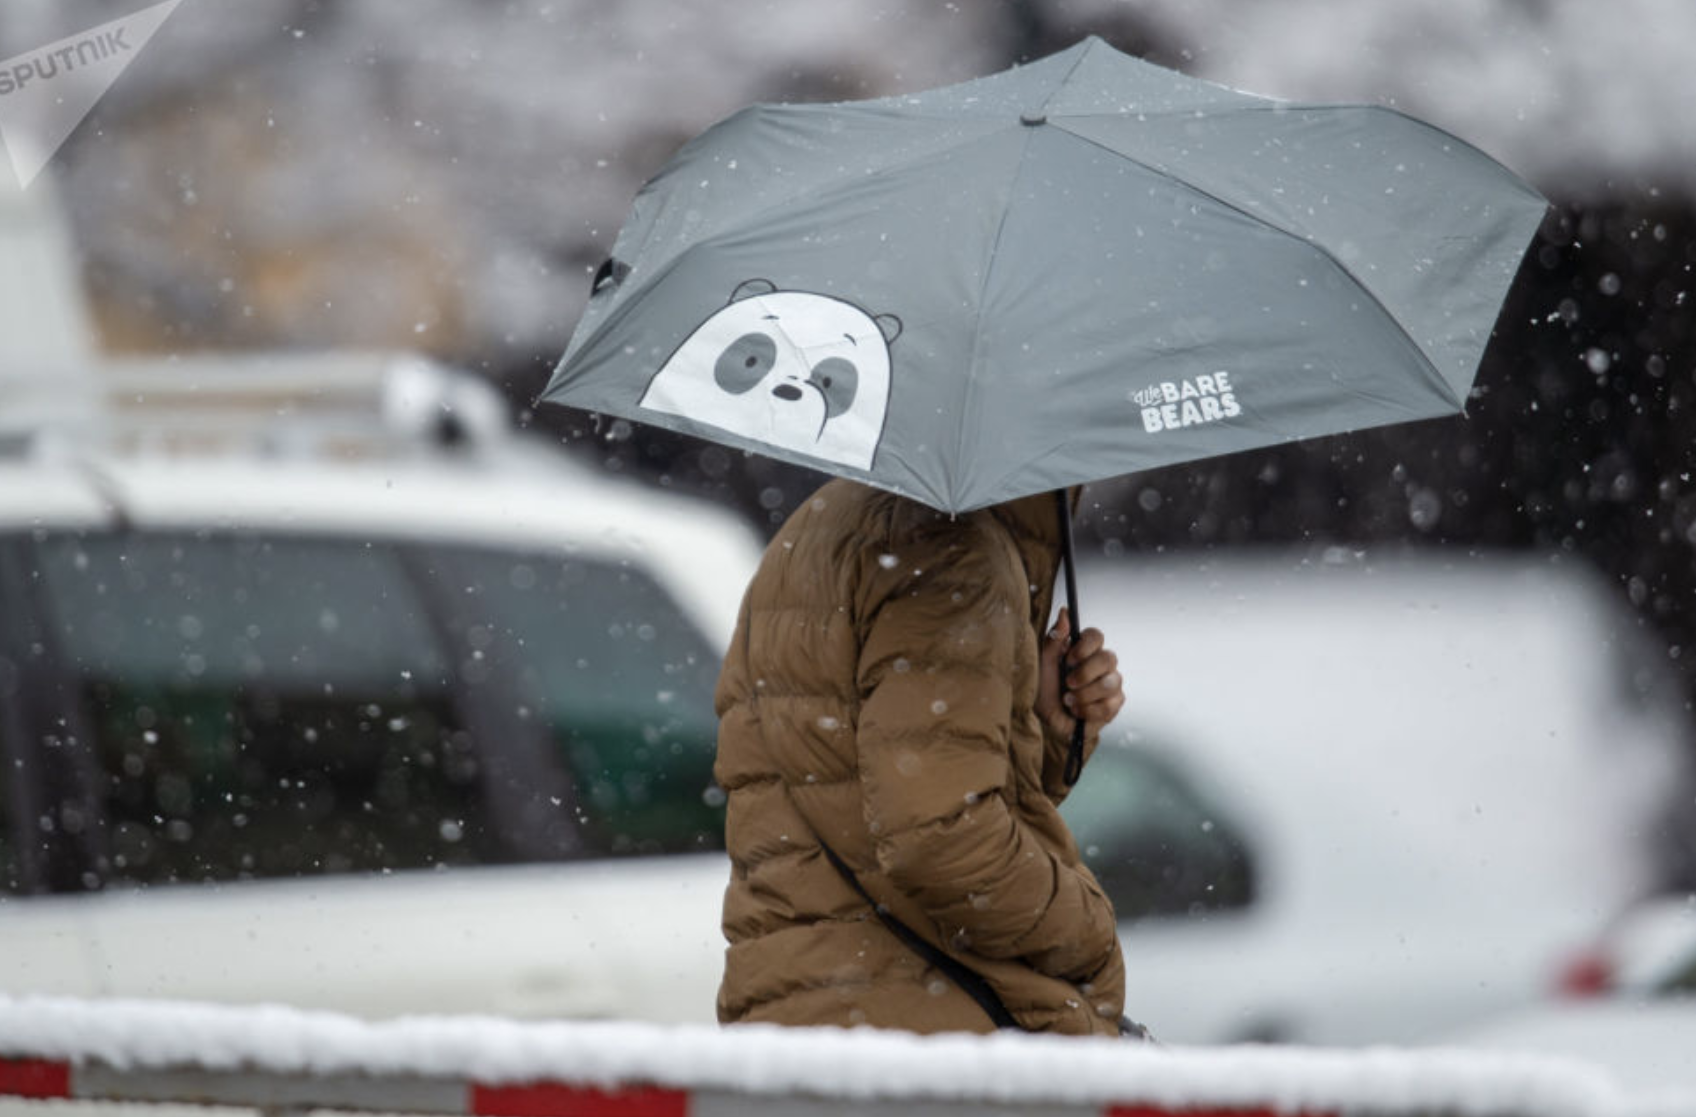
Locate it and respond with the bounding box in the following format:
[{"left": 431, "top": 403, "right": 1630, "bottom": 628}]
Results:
[
  {"left": 1058, "top": 99, "right": 1544, "bottom": 198},
  {"left": 1048, "top": 111, "right": 1464, "bottom": 408},
  {"left": 1035, "top": 40, "right": 1097, "bottom": 116},
  {"left": 940, "top": 31, "right": 1098, "bottom": 506},
  {"left": 953, "top": 127, "right": 1047, "bottom": 509},
  {"left": 653, "top": 107, "right": 1009, "bottom": 260}
]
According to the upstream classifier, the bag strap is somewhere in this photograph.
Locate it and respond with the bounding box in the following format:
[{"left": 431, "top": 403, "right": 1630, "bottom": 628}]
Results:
[{"left": 817, "top": 839, "right": 1021, "bottom": 1031}]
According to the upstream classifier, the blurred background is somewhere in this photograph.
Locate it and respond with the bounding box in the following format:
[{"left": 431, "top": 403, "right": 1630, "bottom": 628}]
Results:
[
  {"left": 3, "top": 0, "right": 1696, "bottom": 1067},
  {"left": 4, "top": 0, "right": 1693, "bottom": 705}
]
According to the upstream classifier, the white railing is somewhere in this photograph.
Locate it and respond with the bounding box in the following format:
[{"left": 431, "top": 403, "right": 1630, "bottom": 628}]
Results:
[{"left": 1, "top": 996, "right": 1690, "bottom": 1117}]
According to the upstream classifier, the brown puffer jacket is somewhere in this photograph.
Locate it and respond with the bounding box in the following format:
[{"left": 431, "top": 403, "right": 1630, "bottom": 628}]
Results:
[{"left": 714, "top": 479, "right": 1125, "bottom": 1035}]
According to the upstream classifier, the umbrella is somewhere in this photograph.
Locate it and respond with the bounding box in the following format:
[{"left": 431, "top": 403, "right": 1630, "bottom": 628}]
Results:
[{"left": 539, "top": 36, "right": 1546, "bottom": 777}]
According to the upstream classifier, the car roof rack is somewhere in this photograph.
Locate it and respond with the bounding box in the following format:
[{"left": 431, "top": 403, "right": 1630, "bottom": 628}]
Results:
[{"left": 2, "top": 350, "right": 514, "bottom": 463}]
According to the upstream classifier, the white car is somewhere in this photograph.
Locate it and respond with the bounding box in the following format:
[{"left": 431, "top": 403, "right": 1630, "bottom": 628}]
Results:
[
  {"left": 0, "top": 436, "right": 761, "bottom": 1023},
  {"left": 1443, "top": 896, "right": 1696, "bottom": 1092},
  {"left": 1057, "top": 552, "right": 1696, "bottom": 1046},
  {"left": 1552, "top": 892, "right": 1696, "bottom": 998}
]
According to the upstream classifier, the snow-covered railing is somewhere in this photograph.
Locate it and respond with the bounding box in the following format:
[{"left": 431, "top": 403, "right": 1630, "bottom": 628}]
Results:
[{"left": 0, "top": 996, "right": 1689, "bottom": 1117}]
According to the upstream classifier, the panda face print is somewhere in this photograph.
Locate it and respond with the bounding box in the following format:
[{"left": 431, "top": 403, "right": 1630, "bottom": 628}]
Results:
[
  {"left": 714, "top": 335, "right": 858, "bottom": 422},
  {"left": 639, "top": 280, "right": 900, "bottom": 471}
]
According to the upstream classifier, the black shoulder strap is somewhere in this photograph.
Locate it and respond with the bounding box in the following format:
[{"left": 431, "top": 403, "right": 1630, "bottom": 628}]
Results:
[{"left": 817, "top": 840, "right": 1021, "bottom": 1031}]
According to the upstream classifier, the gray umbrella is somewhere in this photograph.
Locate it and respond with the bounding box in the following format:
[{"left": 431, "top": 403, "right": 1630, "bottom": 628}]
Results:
[
  {"left": 541, "top": 36, "right": 1545, "bottom": 515},
  {"left": 540, "top": 36, "right": 1546, "bottom": 779}
]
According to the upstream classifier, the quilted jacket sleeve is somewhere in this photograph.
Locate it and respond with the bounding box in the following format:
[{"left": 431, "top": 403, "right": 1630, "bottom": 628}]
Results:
[
  {"left": 1038, "top": 707, "right": 1103, "bottom": 804},
  {"left": 853, "top": 511, "right": 1119, "bottom": 984}
]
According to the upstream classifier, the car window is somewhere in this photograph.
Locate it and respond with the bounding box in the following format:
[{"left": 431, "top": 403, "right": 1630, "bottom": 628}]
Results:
[
  {"left": 0, "top": 718, "right": 16, "bottom": 892},
  {"left": 1, "top": 535, "right": 96, "bottom": 896},
  {"left": 415, "top": 544, "right": 725, "bottom": 856},
  {"left": 34, "top": 532, "right": 513, "bottom": 885},
  {"left": 0, "top": 624, "right": 16, "bottom": 893},
  {"left": 1059, "top": 740, "right": 1256, "bottom": 920},
  {"left": 0, "top": 541, "right": 22, "bottom": 891},
  {"left": 1664, "top": 949, "right": 1696, "bottom": 995}
]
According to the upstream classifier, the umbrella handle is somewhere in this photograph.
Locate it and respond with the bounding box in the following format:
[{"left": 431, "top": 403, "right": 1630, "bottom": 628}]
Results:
[{"left": 1055, "top": 490, "right": 1086, "bottom": 787}]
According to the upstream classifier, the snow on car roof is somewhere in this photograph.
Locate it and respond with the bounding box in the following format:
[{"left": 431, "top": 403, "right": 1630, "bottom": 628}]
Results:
[
  {"left": 0, "top": 450, "right": 763, "bottom": 649},
  {"left": 0, "top": 463, "right": 113, "bottom": 525}
]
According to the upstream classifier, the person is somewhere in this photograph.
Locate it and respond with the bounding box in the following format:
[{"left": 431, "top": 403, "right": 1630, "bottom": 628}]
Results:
[{"left": 713, "top": 478, "right": 1128, "bottom": 1035}]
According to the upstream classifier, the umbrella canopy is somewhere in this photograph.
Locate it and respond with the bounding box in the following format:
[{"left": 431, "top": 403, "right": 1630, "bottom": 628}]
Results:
[{"left": 541, "top": 36, "right": 1547, "bottom": 515}]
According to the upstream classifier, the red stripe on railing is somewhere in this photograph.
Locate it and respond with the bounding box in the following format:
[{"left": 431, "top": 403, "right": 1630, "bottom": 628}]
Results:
[
  {"left": 0, "top": 1058, "right": 72, "bottom": 1100},
  {"left": 471, "top": 1081, "right": 689, "bottom": 1117},
  {"left": 1107, "top": 1108, "right": 1336, "bottom": 1117}
]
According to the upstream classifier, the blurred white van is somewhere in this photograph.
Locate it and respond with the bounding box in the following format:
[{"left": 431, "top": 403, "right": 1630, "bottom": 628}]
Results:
[{"left": 1059, "top": 551, "right": 1696, "bottom": 1046}]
